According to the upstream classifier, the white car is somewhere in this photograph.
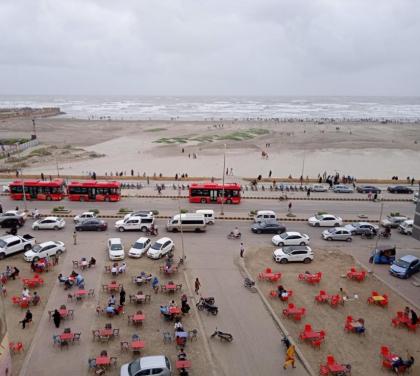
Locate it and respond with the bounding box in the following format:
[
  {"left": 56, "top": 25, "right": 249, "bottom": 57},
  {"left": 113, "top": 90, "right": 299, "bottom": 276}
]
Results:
[
  {"left": 128, "top": 237, "right": 151, "bottom": 258},
  {"left": 308, "top": 214, "right": 342, "bottom": 227},
  {"left": 74, "top": 212, "right": 96, "bottom": 224},
  {"left": 3, "top": 210, "right": 27, "bottom": 220},
  {"left": 147, "top": 237, "right": 174, "bottom": 259},
  {"left": 123, "top": 211, "right": 154, "bottom": 221},
  {"left": 107, "top": 238, "right": 125, "bottom": 261},
  {"left": 310, "top": 184, "right": 328, "bottom": 192},
  {"left": 273, "top": 245, "right": 314, "bottom": 264},
  {"left": 32, "top": 217, "right": 65, "bottom": 230},
  {"left": 272, "top": 232, "right": 310, "bottom": 246},
  {"left": 24, "top": 240, "right": 66, "bottom": 262},
  {"left": 115, "top": 217, "right": 154, "bottom": 232}
]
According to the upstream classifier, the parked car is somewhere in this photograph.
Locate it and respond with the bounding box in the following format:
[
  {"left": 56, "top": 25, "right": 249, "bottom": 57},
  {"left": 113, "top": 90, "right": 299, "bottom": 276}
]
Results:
[
  {"left": 381, "top": 215, "right": 409, "bottom": 228},
  {"left": 310, "top": 184, "right": 328, "bottom": 192},
  {"left": 24, "top": 240, "right": 66, "bottom": 262},
  {"left": 387, "top": 186, "right": 413, "bottom": 194},
  {"left": 272, "top": 232, "right": 310, "bottom": 246},
  {"left": 357, "top": 185, "right": 381, "bottom": 194},
  {"left": 120, "top": 355, "right": 172, "bottom": 376},
  {"left": 254, "top": 210, "right": 277, "bottom": 223},
  {"left": 333, "top": 185, "right": 354, "bottom": 193},
  {"left": 107, "top": 238, "right": 125, "bottom": 261},
  {"left": 322, "top": 227, "right": 352, "bottom": 241},
  {"left": 0, "top": 234, "right": 35, "bottom": 259},
  {"left": 273, "top": 245, "right": 314, "bottom": 264},
  {"left": 75, "top": 218, "right": 108, "bottom": 231},
  {"left": 398, "top": 220, "right": 413, "bottom": 235},
  {"left": 123, "top": 211, "right": 154, "bottom": 221},
  {"left": 308, "top": 214, "right": 342, "bottom": 227},
  {"left": 251, "top": 221, "right": 286, "bottom": 234},
  {"left": 147, "top": 237, "right": 174, "bottom": 259},
  {"left": 115, "top": 217, "right": 154, "bottom": 232},
  {"left": 32, "top": 216, "right": 65, "bottom": 230},
  {"left": 128, "top": 237, "right": 151, "bottom": 258},
  {"left": 414, "top": 192, "right": 419, "bottom": 203},
  {"left": 390, "top": 255, "right": 420, "bottom": 279},
  {"left": 73, "top": 212, "right": 96, "bottom": 224},
  {"left": 344, "top": 222, "right": 379, "bottom": 235},
  {"left": 3, "top": 210, "right": 27, "bottom": 220}
]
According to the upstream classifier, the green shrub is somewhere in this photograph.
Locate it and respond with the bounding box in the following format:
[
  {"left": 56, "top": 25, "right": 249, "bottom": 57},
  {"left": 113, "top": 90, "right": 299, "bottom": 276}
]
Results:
[{"left": 90, "top": 209, "right": 100, "bottom": 214}]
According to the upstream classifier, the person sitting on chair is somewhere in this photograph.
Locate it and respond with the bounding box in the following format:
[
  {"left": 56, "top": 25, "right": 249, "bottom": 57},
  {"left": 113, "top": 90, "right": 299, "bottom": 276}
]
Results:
[
  {"left": 32, "top": 291, "right": 40, "bottom": 306},
  {"left": 177, "top": 348, "right": 187, "bottom": 361},
  {"left": 277, "top": 285, "right": 287, "bottom": 298},
  {"left": 88, "top": 257, "right": 96, "bottom": 268}
]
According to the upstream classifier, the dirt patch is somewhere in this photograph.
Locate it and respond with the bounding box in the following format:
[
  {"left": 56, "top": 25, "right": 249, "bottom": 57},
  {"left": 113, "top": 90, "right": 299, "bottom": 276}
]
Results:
[
  {"left": 246, "top": 246, "right": 420, "bottom": 375},
  {"left": 89, "top": 255, "right": 208, "bottom": 375}
]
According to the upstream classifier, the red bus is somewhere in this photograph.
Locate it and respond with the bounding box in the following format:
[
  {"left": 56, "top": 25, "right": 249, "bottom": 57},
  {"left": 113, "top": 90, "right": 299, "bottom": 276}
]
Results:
[
  {"left": 67, "top": 180, "right": 121, "bottom": 202},
  {"left": 9, "top": 179, "right": 66, "bottom": 201},
  {"left": 189, "top": 183, "right": 241, "bottom": 204}
]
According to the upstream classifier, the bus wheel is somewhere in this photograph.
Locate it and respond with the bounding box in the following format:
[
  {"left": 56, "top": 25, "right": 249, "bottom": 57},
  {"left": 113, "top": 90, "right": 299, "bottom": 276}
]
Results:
[
  {"left": 46, "top": 196, "right": 52, "bottom": 201},
  {"left": 104, "top": 197, "right": 109, "bottom": 202},
  {"left": 226, "top": 199, "right": 232, "bottom": 204},
  {"left": 201, "top": 198, "right": 206, "bottom": 204}
]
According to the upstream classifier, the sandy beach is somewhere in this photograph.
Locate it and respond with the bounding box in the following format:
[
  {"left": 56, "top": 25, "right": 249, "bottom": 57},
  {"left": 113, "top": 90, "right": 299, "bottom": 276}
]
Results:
[{"left": 1, "top": 118, "right": 419, "bottom": 179}]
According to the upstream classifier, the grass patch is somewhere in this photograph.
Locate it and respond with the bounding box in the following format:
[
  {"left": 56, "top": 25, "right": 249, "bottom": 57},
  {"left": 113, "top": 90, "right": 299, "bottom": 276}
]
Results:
[
  {"left": 89, "top": 209, "right": 100, "bottom": 215},
  {"left": 29, "top": 147, "right": 52, "bottom": 157},
  {"left": 88, "top": 152, "right": 105, "bottom": 158},
  {"left": 144, "top": 128, "right": 167, "bottom": 132},
  {"left": 118, "top": 208, "right": 133, "bottom": 214},
  {"left": 0, "top": 138, "right": 31, "bottom": 145}
]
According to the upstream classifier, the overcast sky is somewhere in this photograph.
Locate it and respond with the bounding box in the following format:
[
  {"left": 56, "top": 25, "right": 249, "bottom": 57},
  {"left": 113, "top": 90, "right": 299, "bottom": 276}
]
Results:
[{"left": 1, "top": 0, "right": 419, "bottom": 96}]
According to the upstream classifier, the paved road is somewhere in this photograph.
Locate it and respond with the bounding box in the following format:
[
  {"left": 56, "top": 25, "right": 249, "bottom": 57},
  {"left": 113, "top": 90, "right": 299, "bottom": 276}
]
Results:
[{"left": 1, "top": 194, "right": 416, "bottom": 221}]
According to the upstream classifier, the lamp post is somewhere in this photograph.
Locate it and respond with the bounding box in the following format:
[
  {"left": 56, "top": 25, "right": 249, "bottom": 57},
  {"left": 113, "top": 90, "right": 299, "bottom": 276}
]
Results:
[
  {"left": 177, "top": 188, "right": 185, "bottom": 262},
  {"left": 300, "top": 148, "right": 306, "bottom": 186},
  {"left": 20, "top": 169, "right": 27, "bottom": 211},
  {"left": 221, "top": 144, "right": 226, "bottom": 216},
  {"left": 374, "top": 202, "right": 384, "bottom": 250}
]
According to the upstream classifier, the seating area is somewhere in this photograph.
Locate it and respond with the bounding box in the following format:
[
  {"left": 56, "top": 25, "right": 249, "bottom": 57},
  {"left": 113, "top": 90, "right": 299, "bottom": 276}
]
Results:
[
  {"left": 391, "top": 311, "right": 419, "bottom": 332},
  {"left": 282, "top": 303, "right": 306, "bottom": 321},
  {"left": 258, "top": 268, "right": 282, "bottom": 282},
  {"left": 346, "top": 268, "right": 366, "bottom": 282},
  {"left": 297, "top": 272, "right": 322, "bottom": 284},
  {"left": 314, "top": 291, "right": 344, "bottom": 307},
  {"left": 22, "top": 274, "right": 44, "bottom": 288},
  {"left": 344, "top": 315, "right": 366, "bottom": 334},
  {"left": 367, "top": 291, "right": 388, "bottom": 307},
  {"left": 319, "top": 355, "right": 351, "bottom": 375},
  {"left": 299, "top": 323, "right": 326, "bottom": 349}
]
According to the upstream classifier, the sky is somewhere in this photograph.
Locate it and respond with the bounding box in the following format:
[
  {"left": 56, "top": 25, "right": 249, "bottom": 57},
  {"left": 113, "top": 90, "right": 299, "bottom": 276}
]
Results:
[{"left": 1, "top": 0, "right": 419, "bottom": 96}]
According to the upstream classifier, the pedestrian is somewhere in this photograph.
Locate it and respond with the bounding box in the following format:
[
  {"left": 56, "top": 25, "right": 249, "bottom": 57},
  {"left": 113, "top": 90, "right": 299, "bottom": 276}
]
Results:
[
  {"left": 0, "top": 203, "right": 2, "bottom": 214},
  {"left": 367, "top": 192, "right": 372, "bottom": 200},
  {"left": 240, "top": 242, "right": 245, "bottom": 258},
  {"left": 131, "top": 169, "right": 134, "bottom": 176},
  {"left": 288, "top": 202, "right": 292, "bottom": 213},
  {"left": 194, "top": 278, "right": 201, "bottom": 294},
  {"left": 73, "top": 231, "right": 77, "bottom": 245},
  {"left": 52, "top": 309, "right": 61, "bottom": 328},
  {"left": 269, "top": 170, "right": 272, "bottom": 178},
  {"left": 306, "top": 188, "right": 310, "bottom": 197},
  {"left": 226, "top": 168, "right": 228, "bottom": 175},
  {"left": 230, "top": 168, "right": 233, "bottom": 176},
  {"left": 20, "top": 309, "right": 32, "bottom": 329},
  {"left": 41, "top": 172, "right": 44, "bottom": 181},
  {"left": 411, "top": 178, "right": 415, "bottom": 186},
  {"left": 119, "top": 287, "right": 126, "bottom": 306},
  {"left": 283, "top": 344, "right": 296, "bottom": 369}
]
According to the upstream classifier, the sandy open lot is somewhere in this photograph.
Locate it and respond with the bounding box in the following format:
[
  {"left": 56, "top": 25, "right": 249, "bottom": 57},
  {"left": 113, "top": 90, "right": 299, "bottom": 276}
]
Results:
[
  {"left": 246, "top": 246, "right": 420, "bottom": 375},
  {"left": 1, "top": 118, "right": 420, "bottom": 179}
]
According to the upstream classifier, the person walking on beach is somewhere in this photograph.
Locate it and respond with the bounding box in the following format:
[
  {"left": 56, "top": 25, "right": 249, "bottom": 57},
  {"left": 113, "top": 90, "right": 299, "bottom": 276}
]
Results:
[
  {"left": 52, "top": 309, "right": 61, "bottom": 328},
  {"left": 240, "top": 242, "right": 245, "bottom": 258},
  {"left": 73, "top": 231, "right": 77, "bottom": 245},
  {"left": 269, "top": 170, "right": 272, "bottom": 178},
  {"left": 288, "top": 202, "right": 292, "bottom": 213},
  {"left": 283, "top": 344, "right": 296, "bottom": 369},
  {"left": 194, "top": 278, "right": 201, "bottom": 294}
]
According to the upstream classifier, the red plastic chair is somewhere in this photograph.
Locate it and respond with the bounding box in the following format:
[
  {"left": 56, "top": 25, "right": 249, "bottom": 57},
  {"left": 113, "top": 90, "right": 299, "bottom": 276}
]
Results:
[
  {"left": 20, "top": 300, "right": 29, "bottom": 309},
  {"left": 382, "top": 359, "right": 392, "bottom": 370},
  {"left": 350, "top": 268, "right": 356, "bottom": 273},
  {"left": 319, "top": 330, "right": 326, "bottom": 339},
  {"left": 330, "top": 295, "right": 341, "bottom": 307},
  {"left": 315, "top": 290, "right": 328, "bottom": 303},
  {"left": 319, "top": 365, "right": 329, "bottom": 375},
  {"left": 304, "top": 324, "right": 312, "bottom": 332},
  {"left": 327, "top": 355, "right": 335, "bottom": 366},
  {"left": 294, "top": 308, "right": 306, "bottom": 321},
  {"left": 311, "top": 338, "right": 323, "bottom": 349},
  {"left": 265, "top": 268, "right": 272, "bottom": 274},
  {"left": 380, "top": 294, "right": 389, "bottom": 307},
  {"left": 372, "top": 291, "right": 378, "bottom": 296},
  {"left": 288, "top": 303, "right": 295, "bottom": 309},
  {"left": 380, "top": 346, "right": 390, "bottom": 358}
]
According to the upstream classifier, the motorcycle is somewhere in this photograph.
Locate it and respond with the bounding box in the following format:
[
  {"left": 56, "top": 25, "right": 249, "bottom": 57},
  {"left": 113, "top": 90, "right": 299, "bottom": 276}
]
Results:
[
  {"left": 244, "top": 277, "right": 257, "bottom": 293},
  {"left": 145, "top": 227, "right": 158, "bottom": 236},
  {"left": 211, "top": 328, "right": 233, "bottom": 342},
  {"left": 227, "top": 232, "right": 241, "bottom": 240},
  {"left": 361, "top": 230, "right": 376, "bottom": 239},
  {"left": 379, "top": 230, "right": 391, "bottom": 239},
  {"left": 196, "top": 297, "right": 218, "bottom": 315}
]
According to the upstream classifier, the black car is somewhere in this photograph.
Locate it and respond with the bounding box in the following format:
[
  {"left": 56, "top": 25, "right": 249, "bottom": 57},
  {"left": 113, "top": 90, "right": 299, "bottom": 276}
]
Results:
[
  {"left": 0, "top": 217, "right": 24, "bottom": 228},
  {"left": 251, "top": 221, "right": 286, "bottom": 234},
  {"left": 75, "top": 219, "right": 108, "bottom": 231},
  {"left": 356, "top": 185, "right": 381, "bottom": 194},
  {"left": 387, "top": 186, "right": 414, "bottom": 194}
]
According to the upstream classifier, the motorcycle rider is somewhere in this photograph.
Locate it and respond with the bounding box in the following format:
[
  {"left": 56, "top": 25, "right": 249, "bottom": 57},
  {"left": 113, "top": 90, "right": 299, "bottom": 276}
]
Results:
[
  {"left": 229, "top": 227, "right": 241, "bottom": 238},
  {"left": 32, "top": 208, "right": 40, "bottom": 219}
]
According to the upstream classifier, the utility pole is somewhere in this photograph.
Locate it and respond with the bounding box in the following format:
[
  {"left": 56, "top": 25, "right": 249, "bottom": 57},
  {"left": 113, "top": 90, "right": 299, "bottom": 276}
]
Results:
[
  {"left": 21, "top": 169, "right": 27, "bottom": 211},
  {"left": 177, "top": 189, "right": 185, "bottom": 262},
  {"left": 374, "top": 202, "right": 384, "bottom": 249},
  {"left": 221, "top": 144, "right": 226, "bottom": 216}
]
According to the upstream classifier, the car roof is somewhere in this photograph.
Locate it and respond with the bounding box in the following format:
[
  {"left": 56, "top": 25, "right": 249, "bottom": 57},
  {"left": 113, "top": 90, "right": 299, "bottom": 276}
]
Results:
[
  {"left": 400, "top": 255, "right": 419, "bottom": 263},
  {"left": 283, "top": 231, "right": 302, "bottom": 236},
  {"left": 139, "top": 355, "right": 167, "bottom": 369},
  {"left": 0, "top": 235, "right": 19, "bottom": 241},
  {"left": 331, "top": 227, "right": 349, "bottom": 231},
  {"left": 43, "top": 216, "right": 60, "bottom": 221},
  {"left": 135, "top": 237, "right": 150, "bottom": 243},
  {"left": 81, "top": 211, "right": 95, "bottom": 215},
  {"left": 109, "top": 238, "right": 122, "bottom": 244},
  {"left": 155, "top": 237, "right": 172, "bottom": 243},
  {"left": 38, "top": 241, "right": 58, "bottom": 247},
  {"left": 282, "top": 245, "right": 310, "bottom": 251}
]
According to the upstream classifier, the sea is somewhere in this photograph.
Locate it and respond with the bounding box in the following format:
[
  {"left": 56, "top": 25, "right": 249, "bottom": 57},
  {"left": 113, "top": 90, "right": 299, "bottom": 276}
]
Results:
[{"left": 1, "top": 95, "right": 420, "bottom": 122}]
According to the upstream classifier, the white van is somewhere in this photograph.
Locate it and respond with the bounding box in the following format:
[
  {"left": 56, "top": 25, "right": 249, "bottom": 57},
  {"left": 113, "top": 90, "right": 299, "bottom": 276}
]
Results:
[
  {"left": 398, "top": 219, "right": 413, "bottom": 235},
  {"left": 196, "top": 209, "right": 215, "bottom": 224},
  {"left": 166, "top": 213, "right": 207, "bottom": 232},
  {"left": 254, "top": 210, "right": 277, "bottom": 223}
]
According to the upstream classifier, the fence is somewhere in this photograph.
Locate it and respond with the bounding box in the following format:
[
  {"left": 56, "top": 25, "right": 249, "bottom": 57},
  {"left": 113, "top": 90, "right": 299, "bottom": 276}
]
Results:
[{"left": 0, "top": 139, "right": 39, "bottom": 158}]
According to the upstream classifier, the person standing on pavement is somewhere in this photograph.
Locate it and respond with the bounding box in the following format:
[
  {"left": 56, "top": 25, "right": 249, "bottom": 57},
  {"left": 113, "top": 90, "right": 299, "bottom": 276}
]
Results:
[
  {"left": 283, "top": 344, "right": 296, "bottom": 369},
  {"left": 306, "top": 188, "right": 310, "bottom": 197},
  {"left": 288, "top": 202, "right": 292, "bottom": 213},
  {"left": 119, "top": 287, "right": 126, "bottom": 306},
  {"left": 73, "top": 231, "right": 77, "bottom": 245},
  {"left": 240, "top": 242, "right": 245, "bottom": 258},
  {"left": 52, "top": 309, "right": 61, "bottom": 328},
  {"left": 194, "top": 278, "right": 201, "bottom": 294}
]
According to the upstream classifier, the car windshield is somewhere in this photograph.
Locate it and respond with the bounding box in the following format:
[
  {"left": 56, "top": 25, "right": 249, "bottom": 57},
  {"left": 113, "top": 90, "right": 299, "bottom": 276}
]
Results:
[
  {"left": 315, "top": 215, "right": 323, "bottom": 220},
  {"left": 349, "top": 223, "right": 358, "bottom": 227},
  {"left": 326, "top": 228, "right": 335, "bottom": 233},
  {"left": 110, "top": 244, "right": 122, "bottom": 251},
  {"left": 279, "top": 233, "right": 288, "bottom": 239},
  {"left": 0, "top": 239, "right": 6, "bottom": 248},
  {"left": 394, "top": 259, "right": 411, "bottom": 268},
  {"left": 32, "top": 245, "right": 41, "bottom": 253},
  {"left": 133, "top": 242, "right": 145, "bottom": 249},
  {"left": 128, "top": 359, "right": 140, "bottom": 375},
  {"left": 151, "top": 242, "right": 163, "bottom": 250}
]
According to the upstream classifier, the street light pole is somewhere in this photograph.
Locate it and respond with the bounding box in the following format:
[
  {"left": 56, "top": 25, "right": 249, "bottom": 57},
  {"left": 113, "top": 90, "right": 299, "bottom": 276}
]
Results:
[
  {"left": 300, "top": 148, "right": 306, "bottom": 186},
  {"left": 177, "top": 189, "right": 185, "bottom": 262},
  {"left": 221, "top": 144, "right": 226, "bottom": 216},
  {"left": 374, "top": 202, "right": 384, "bottom": 249},
  {"left": 20, "top": 169, "right": 27, "bottom": 211}
]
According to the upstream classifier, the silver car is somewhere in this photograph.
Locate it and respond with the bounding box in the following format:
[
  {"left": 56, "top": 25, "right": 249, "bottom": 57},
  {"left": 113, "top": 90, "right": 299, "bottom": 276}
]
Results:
[
  {"left": 333, "top": 185, "right": 354, "bottom": 193},
  {"left": 322, "top": 227, "right": 352, "bottom": 242}
]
